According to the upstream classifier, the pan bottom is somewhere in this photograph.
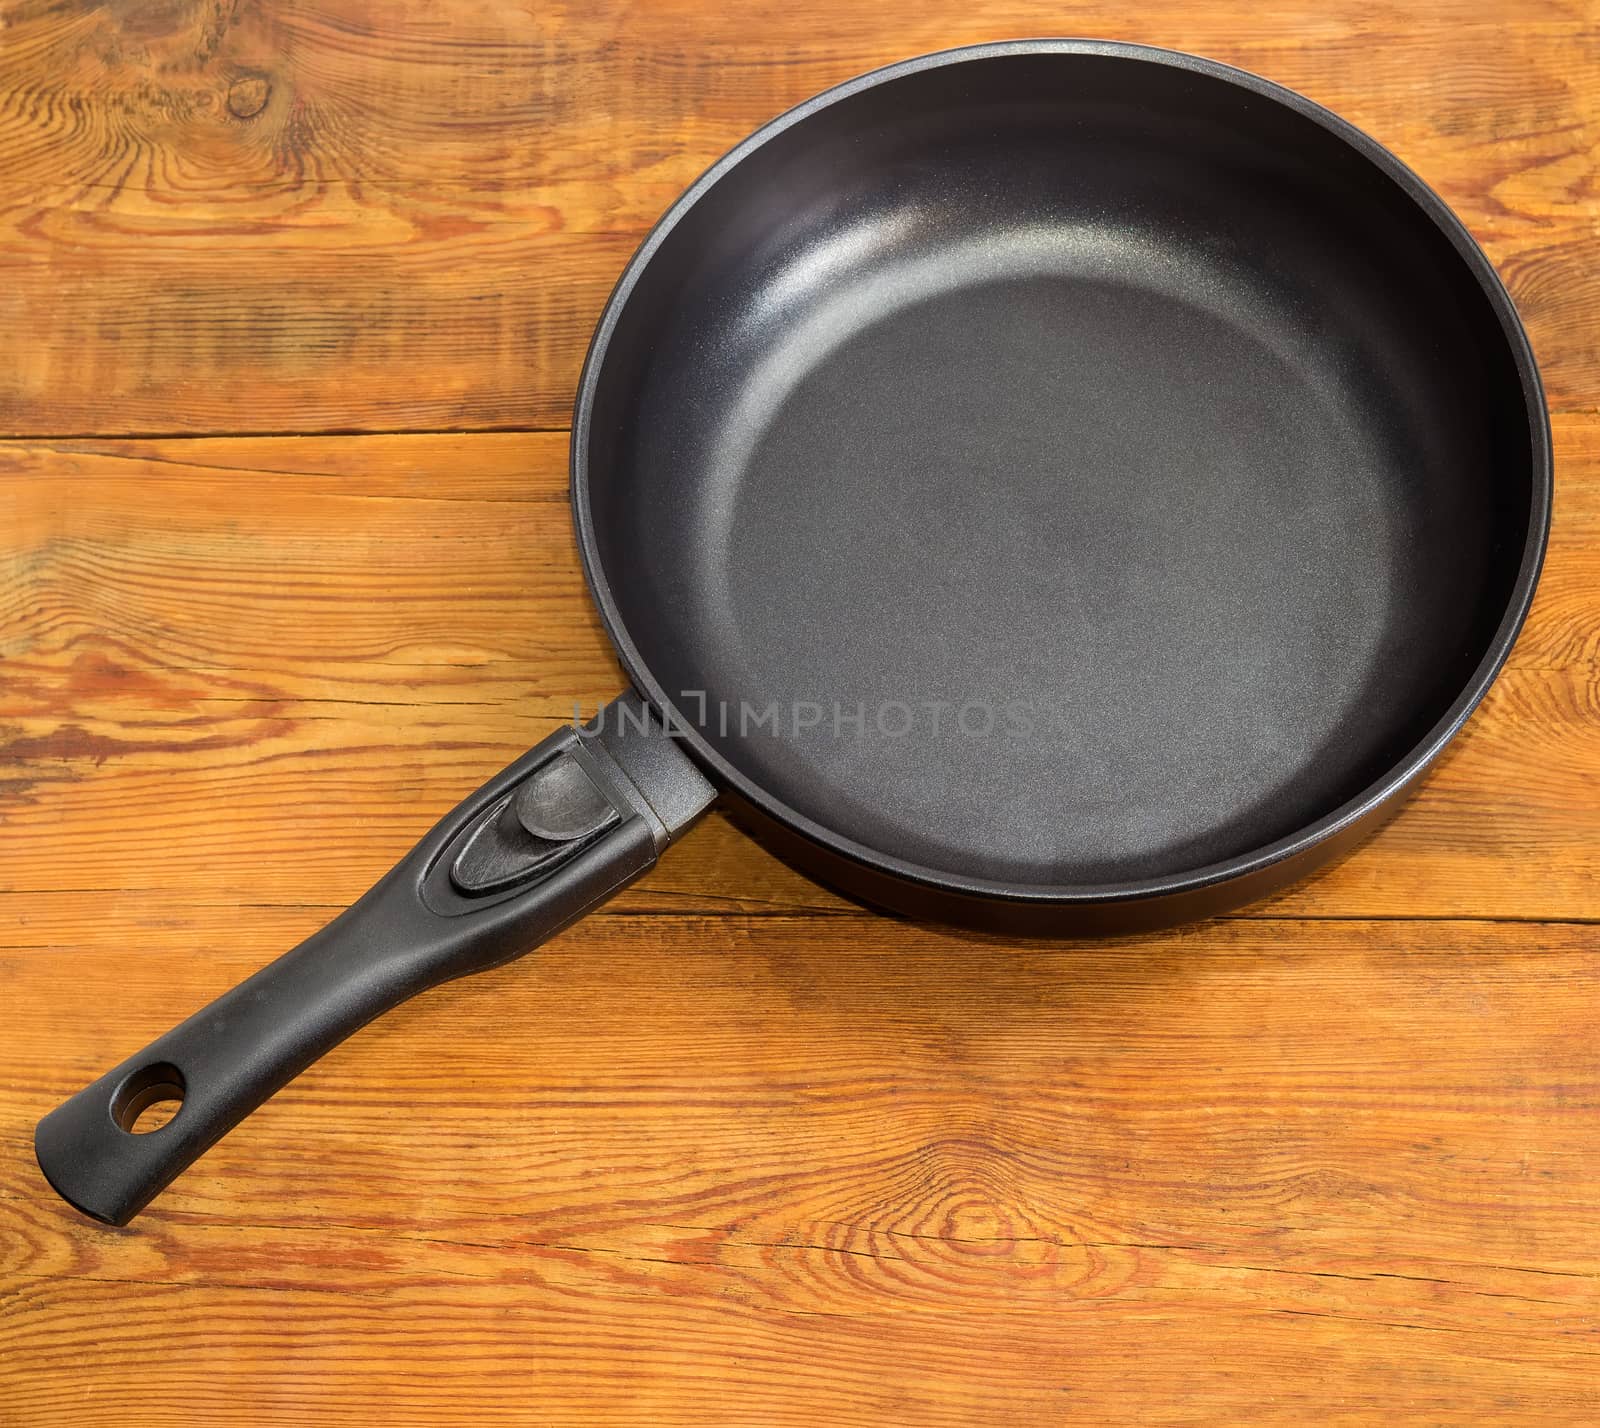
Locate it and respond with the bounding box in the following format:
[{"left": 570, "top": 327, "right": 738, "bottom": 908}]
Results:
[{"left": 671, "top": 260, "right": 1468, "bottom": 884}]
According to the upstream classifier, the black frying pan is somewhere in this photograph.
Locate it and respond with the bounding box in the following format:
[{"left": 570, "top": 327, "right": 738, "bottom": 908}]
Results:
[{"left": 36, "top": 40, "right": 1551, "bottom": 1226}]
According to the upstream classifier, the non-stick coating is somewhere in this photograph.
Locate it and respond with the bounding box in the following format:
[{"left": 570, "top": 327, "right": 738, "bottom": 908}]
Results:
[{"left": 576, "top": 44, "right": 1544, "bottom": 898}]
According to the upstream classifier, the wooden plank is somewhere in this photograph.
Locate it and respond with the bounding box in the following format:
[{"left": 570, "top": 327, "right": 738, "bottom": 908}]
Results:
[
  {"left": 0, "top": 0, "right": 1595, "bottom": 434},
  {"left": 2, "top": 916, "right": 1597, "bottom": 1424},
  {"left": 1, "top": 420, "right": 1595, "bottom": 922}
]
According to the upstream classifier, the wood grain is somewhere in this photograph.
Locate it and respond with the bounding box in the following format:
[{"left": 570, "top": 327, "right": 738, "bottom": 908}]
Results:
[
  {"left": 3, "top": 916, "right": 1598, "bottom": 1423},
  {"left": 1, "top": 418, "right": 1598, "bottom": 1423},
  {"left": 4, "top": 5, "right": 1600, "bottom": 1424},
  {"left": 0, "top": 0, "right": 1596, "bottom": 435},
  {"left": 2, "top": 420, "right": 1596, "bottom": 922}
]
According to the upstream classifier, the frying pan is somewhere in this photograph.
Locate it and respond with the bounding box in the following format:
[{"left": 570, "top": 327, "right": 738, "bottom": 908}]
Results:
[{"left": 36, "top": 40, "right": 1550, "bottom": 1227}]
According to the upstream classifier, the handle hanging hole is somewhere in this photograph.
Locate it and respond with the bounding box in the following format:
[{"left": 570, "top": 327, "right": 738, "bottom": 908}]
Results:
[{"left": 110, "top": 1063, "right": 186, "bottom": 1134}]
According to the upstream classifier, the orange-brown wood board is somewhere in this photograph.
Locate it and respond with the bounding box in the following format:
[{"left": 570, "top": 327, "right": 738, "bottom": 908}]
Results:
[{"left": 1, "top": 2, "right": 1597, "bottom": 1424}]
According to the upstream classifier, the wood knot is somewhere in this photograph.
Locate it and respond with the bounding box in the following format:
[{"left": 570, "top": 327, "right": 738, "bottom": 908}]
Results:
[{"left": 227, "top": 73, "right": 271, "bottom": 119}]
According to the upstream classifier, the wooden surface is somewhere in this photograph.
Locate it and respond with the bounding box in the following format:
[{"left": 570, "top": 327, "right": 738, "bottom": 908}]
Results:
[{"left": 1, "top": 1, "right": 1597, "bottom": 1423}]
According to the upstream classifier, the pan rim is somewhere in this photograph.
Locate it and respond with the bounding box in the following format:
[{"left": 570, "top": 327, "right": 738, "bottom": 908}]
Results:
[{"left": 570, "top": 37, "right": 1554, "bottom": 908}]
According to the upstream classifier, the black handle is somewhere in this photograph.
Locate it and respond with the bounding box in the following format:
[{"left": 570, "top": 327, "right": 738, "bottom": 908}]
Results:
[{"left": 35, "top": 694, "right": 714, "bottom": 1227}]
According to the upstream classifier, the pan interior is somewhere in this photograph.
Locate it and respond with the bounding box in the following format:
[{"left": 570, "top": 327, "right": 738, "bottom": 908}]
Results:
[{"left": 582, "top": 51, "right": 1537, "bottom": 888}]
